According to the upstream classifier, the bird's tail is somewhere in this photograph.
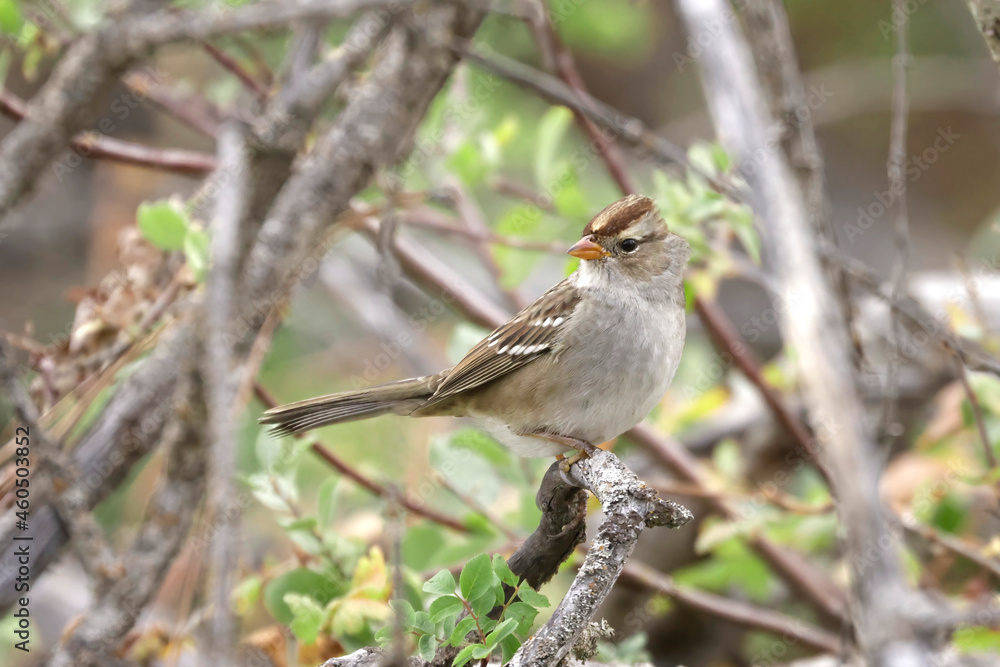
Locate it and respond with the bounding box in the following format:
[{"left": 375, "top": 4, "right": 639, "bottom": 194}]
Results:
[{"left": 259, "top": 375, "right": 440, "bottom": 437}]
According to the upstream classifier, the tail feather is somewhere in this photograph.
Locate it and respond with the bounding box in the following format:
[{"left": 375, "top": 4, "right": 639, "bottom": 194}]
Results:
[{"left": 259, "top": 375, "right": 440, "bottom": 437}]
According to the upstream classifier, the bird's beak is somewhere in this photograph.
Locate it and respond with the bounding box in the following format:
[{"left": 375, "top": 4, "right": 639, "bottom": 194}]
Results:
[{"left": 567, "top": 236, "right": 608, "bottom": 260}]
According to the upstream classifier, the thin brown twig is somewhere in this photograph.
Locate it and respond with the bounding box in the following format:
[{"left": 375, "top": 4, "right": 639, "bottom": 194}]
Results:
[
  {"left": 694, "top": 298, "right": 833, "bottom": 487},
  {"left": 524, "top": 2, "right": 638, "bottom": 195},
  {"left": 202, "top": 41, "right": 271, "bottom": 102},
  {"left": 124, "top": 71, "right": 222, "bottom": 138},
  {"left": 0, "top": 90, "right": 217, "bottom": 175},
  {"left": 951, "top": 351, "right": 997, "bottom": 469},
  {"left": 252, "top": 385, "right": 471, "bottom": 534},
  {"left": 399, "top": 208, "right": 567, "bottom": 253},
  {"left": 461, "top": 47, "right": 745, "bottom": 202},
  {"left": 618, "top": 559, "right": 840, "bottom": 655},
  {"left": 898, "top": 512, "right": 1000, "bottom": 580}
]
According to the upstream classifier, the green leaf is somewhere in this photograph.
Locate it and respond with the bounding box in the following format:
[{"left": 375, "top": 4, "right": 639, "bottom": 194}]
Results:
[
  {"left": 247, "top": 472, "right": 294, "bottom": 512},
  {"left": 284, "top": 593, "right": 325, "bottom": 644},
  {"left": 471, "top": 644, "right": 493, "bottom": 659},
  {"left": 429, "top": 595, "right": 464, "bottom": 623},
  {"left": 500, "top": 634, "right": 522, "bottom": 662},
  {"left": 452, "top": 643, "right": 484, "bottom": 667},
  {"left": 485, "top": 618, "right": 518, "bottom": 648},
  {"left": 469, "top": 589, "right": 499, "bottom": 621},
  {"left": 402, "top": 524, "right": 446, "bottom": 571},
  {"left": 232, "top": 574, "right": 262, "bottom": 616},
  {"left": 184, "top": 225, "right": 211, "bottom": 282},
  {"left": 0, "top": 0, "right": 22, "bottom": 35},
  {"left": 389, "top": 599, "right": 416, "bottom": 630},
  {"left": 534, "top": 106, "right": 574, "bottom": 187},
  {"left": 413, "top": 610, "right": 435, "bottom": 635},
  {"left": 418, "top": 633, "right": 437, "bottom": 661},
  {"left": 317, "top": 478, "right": 339, "bottom": 528},
  {"left": 492, "top": 554, "right": 519, "bottom": 587},
  {"left": 503, "top": 601, "right": 538, "bottom": 635},
  {"left": 516, "top": 587, "right": 550, "bottom": 608},
  {"left": 374, "top": 624, "right": 394, "bottom": 646},
  {"left": 263, "top": 568, "right": 340, "bottom": 624},
  {"left": 954, "top": 626, "right": 1000, "bottom": 653},
  {"left": 459, "top": 553, "right": 496, "bottom": 602},
  {"left": 448, "top": 616, "right": 478, "bottom": 646},
  {"left": 423, "top": 569, "right": 457, "bottom": 596},
  {"left": 137, "top": 200, "right": 189, "bottom": 251}
]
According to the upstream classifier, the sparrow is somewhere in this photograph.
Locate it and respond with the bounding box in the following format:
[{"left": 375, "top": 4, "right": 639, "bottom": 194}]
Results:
[{"left": 260, "top": 194, "right": 691, "bottom": 458}]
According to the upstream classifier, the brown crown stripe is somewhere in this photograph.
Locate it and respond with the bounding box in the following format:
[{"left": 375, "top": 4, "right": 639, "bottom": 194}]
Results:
[{"left": 582, "top": 194, "right": 656, "bottom": 238}]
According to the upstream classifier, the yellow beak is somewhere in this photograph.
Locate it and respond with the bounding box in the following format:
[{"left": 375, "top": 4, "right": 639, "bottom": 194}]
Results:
[{"left": 567, "top": 236, "right": 608, "bottom": 260}]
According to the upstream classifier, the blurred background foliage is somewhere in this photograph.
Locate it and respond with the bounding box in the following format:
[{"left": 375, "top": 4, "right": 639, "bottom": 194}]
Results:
[{"left": 1, "top": 0, "right": 1000, "bottom": 665}]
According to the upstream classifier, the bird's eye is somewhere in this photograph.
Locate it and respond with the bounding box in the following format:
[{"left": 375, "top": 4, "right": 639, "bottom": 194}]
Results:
[{"left": 619, "top": 238, "right": 639, "bottom": 253}]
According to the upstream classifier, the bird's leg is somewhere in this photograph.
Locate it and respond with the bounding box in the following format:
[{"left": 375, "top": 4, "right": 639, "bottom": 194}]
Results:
[{"left": 527, "top": 432, "right": 600, "bottom": 474}]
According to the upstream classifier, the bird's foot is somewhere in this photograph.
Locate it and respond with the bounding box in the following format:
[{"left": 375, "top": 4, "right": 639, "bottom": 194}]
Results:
[{"left": 528, "top": 432, "right": 600, "bottom": 475}]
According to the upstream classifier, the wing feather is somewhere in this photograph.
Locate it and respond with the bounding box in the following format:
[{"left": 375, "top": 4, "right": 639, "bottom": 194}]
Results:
[{"left": 422, "top": 279, "right": 580, "bottom": 406}]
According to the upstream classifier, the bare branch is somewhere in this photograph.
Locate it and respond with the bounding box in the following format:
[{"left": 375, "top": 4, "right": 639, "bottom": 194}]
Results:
[
  {"left": 203, "top": 123, "right": 250, "bottom": 665},
  {"left": 0, "top": 0, "right": 405, "bottom": 230},
  {"left": 48, "top": 366, "right": 209, "bottom": 667},
  {"left": 0, "top": 89, "right": 217, "bottom": 175},
  {"left": 508, "top": 450, "right": 692, "bottom": 667},
  {"left": 673, "top": 0, "right": 941, "bottom": 661}
]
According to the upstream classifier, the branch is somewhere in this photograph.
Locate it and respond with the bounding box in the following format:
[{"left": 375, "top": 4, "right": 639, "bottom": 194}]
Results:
[
  {"left": 203, "top": 123, "right": 250, "bottom": 664},
  {"left": 48, "top": 365, "right": 209, "bottom": 667},
  {"left": 0, "top": 2, "right": 486, "bottom": 618},
  {"left": 508, "top": 450, "right": 692, "bottom": 667},
  {"left": 0, "top": 89, "right": 217, "bottom": 175},
  {"left": 673, "top": 0, "right": 940, "bottom": 661},
  {"left": 462, "top": 48, "right": 744, "bottom": 202},
  {"left": 0, "top": 0, "right": 403, "bottom": 229}
]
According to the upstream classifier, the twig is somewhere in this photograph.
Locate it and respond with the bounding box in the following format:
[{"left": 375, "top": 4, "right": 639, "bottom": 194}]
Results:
[
  {"left": 0, "top": 342, "right": 122, "bottom": 583},
  {"left": 124, "top": 70, "right": 223, "bottom": 138},
  {"left": 461, "top": 47, "right": 745, "bottom": 202},
  {"left": 48, "top": 363, "right": 209, "bottom": 667},
  {"left": 398, "top": 207, "right": 567, "bottom": 253},
  {"left": 524, "top": 2, "right": 638, "bottom": 195},
  {"left": 951, "top": 352, "right": 997, "bottom": 469},
  {"left": 202, "top": 41, "right": 270, "bottom": 102},
  {"left": 618, "top": 560, "right": 840, "bottom": 655},
  {"left": 694, "top": 297, "right": 832, "bottom": 486},
  {"left": 898, "top": 512, "right": 1000, "bottom": 580},
  {"left": 827, "top": 249, "right": 1000, "bottom": 379},
  {"left": 0, "top": 89, "right": 217, "bottom": 175},
  {"left": 508, "top": 450, "right": 692, "bottom": 667},
  {"left": 881, "top": 0, "right": 912, "bottom": 447},
  {"left": 447, "top": 179, "right": 529, "bottom": 310},
  {"left": 674, "top": 0, "right": 936, "bottom": 660},
  {"left": 741, "top": 0, "right": 859, "bottom": 366},
  {"left": 438, "top": 473, "right": 520, "bottom": 541},
  {"left": 0, "top": 0, "right": 406, "bottom": 229},
  {"left": 0, "top": 0, "right": 485, "bottom": 618},
  {"left": 203, "top": 123, "right": 249, "bottom": 665}
]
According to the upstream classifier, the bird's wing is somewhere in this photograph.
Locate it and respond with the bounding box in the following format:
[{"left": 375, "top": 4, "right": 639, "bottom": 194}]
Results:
[{"left": 421, "top": 279, "right": 581, "bottom": 406}]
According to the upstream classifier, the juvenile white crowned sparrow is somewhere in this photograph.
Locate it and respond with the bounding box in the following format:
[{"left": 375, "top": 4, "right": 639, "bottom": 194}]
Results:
[{"left": 260, "top": 194, "right": 691, "bottom": 458}]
